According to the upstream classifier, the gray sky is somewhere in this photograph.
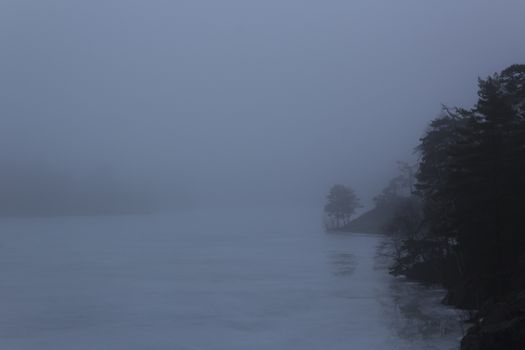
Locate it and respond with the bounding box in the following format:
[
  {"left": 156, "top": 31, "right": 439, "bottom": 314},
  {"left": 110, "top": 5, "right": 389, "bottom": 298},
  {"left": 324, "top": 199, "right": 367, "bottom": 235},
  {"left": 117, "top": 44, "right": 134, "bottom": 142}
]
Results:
[{"left": 1, "top": 0, "right": 525, "bottom": 209}]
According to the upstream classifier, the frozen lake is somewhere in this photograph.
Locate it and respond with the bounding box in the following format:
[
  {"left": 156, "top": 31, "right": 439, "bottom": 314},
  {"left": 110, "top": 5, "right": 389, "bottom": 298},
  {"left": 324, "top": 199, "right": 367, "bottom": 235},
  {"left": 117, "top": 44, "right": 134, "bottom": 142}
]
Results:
[{"left": 0, "top": 207, "right": 462, "bottom": 349}]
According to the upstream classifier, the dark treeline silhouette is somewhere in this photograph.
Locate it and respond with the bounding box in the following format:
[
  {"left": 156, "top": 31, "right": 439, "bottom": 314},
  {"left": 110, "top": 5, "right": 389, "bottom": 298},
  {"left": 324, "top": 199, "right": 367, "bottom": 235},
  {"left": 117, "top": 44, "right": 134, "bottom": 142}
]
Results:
[{"left": 383, "top": 64, "right": 525, "bottom": 349}]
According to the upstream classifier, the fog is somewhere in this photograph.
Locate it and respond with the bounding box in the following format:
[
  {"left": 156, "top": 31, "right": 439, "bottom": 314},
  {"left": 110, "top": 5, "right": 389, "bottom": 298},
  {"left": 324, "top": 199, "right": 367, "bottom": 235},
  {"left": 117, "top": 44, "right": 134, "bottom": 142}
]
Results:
[
  {"left": 3, "top": 2, "right": 525, "bottom": 349},
  {"left": 1, "top": 0, "right": 525, "bottom": 211}
]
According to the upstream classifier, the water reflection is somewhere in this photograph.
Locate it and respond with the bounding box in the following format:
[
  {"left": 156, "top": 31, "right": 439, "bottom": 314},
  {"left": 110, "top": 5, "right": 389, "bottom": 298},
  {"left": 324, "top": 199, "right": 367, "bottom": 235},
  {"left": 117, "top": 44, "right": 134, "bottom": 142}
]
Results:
[
  {"left": 375, "top": 238, "right": 463, "bottom": 349},
  {"left": 324, "top": 233, "right": 462, "bottom": 349},
  {"left": 0, "top": 211, "right": 463, "bottom": 350},
  {"left": 330, "top": 252, "right": 357, "bottom": 277},
  {"left": 383, "top": 279, "right": 462, "bottom": 340}
]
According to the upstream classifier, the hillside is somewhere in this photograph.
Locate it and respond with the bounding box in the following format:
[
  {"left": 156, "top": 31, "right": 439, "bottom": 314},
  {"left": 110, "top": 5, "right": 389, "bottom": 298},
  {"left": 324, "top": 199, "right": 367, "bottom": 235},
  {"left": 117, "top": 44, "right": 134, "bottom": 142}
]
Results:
[{"left": 340, "top": 202, "right": 400, "bottom": 234}]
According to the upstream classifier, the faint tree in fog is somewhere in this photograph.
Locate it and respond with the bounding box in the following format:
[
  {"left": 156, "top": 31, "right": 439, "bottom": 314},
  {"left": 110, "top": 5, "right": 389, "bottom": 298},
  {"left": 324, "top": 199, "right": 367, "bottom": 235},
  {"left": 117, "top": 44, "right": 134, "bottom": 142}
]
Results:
[
  {"left": 324, "top": 184, "right": 360, "bottom": 230},
  {"left": 373, "top": 161, "right": 416, "bottom": 208}
]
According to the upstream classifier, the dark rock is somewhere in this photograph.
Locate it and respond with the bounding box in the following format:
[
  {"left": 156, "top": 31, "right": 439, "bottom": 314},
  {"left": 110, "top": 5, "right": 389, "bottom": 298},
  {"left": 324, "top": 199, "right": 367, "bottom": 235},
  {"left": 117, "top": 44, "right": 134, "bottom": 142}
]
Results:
[
  {"left": 444, "top": 281, "right": 479, "bottom": 310},
  {"left": 481, "top": 302, "right": 513, "bottom": 326},
  {"left": 461, "top": 292, "right": 525, "bottom": 350}
]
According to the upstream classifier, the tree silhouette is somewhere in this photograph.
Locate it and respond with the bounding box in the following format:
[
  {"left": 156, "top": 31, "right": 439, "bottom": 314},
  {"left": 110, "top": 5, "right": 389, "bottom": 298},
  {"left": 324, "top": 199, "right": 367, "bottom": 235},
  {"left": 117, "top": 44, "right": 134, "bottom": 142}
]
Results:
[
  {"left": 389, "top": 64, "right": 525, "bottom": 309},
  {"left": 324, "top": 184, "right": 360, "bottom": 229}
]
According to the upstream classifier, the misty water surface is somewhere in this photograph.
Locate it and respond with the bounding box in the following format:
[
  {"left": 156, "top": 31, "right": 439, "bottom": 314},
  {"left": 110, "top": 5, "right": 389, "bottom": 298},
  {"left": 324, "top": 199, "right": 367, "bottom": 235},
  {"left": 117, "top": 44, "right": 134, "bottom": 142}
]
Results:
[{"left": 0, "top": 208, "right": 462, "bottom": 349}]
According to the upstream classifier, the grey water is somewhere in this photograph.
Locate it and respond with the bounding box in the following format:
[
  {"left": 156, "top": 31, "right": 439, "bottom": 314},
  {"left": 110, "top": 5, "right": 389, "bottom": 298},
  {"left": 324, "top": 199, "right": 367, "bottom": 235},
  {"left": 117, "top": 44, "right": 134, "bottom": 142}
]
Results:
[{"left": 0, "top": 207, "right": 462, "bottom": 349}]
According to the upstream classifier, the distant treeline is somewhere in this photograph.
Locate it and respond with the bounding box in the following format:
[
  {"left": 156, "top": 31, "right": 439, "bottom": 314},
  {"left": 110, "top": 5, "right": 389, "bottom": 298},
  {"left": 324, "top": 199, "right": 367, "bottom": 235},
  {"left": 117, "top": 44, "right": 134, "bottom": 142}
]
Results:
[
  {"left": 0, "top": 163, "right": 156, "bottom": 216},
  {"left": 380, "top": 64, "right": 525, "bottom": 349}
]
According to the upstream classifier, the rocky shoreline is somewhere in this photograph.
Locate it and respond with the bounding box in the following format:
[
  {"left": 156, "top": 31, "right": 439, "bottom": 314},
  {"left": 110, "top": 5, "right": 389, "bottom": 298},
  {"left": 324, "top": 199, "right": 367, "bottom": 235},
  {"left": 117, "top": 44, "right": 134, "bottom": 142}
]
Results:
[{"left": 460, "top": 291, "right": 525, "bottom": 349}]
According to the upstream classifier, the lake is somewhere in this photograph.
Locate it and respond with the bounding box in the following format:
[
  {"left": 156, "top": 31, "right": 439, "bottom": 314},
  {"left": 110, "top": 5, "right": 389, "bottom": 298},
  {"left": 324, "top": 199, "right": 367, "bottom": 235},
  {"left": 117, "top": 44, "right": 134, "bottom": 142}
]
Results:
[{"left": 0, "top": 207, "right": 462, "bottom": 349}]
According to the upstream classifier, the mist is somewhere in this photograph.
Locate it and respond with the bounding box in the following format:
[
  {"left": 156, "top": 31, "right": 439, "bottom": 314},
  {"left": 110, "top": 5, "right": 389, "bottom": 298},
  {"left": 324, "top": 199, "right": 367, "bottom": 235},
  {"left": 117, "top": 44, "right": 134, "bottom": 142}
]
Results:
[
  {"left": 3, "top": 1, "right": 525, "bottom": 349},
  {"left": 2, "top": 0, "right": 524, "bottom": 212}
]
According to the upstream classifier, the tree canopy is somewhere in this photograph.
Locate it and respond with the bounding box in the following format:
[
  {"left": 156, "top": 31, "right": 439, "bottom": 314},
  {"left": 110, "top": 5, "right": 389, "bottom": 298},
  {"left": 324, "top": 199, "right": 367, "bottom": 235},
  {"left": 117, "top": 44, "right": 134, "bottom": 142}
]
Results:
[
  {"left": 385, "top": 64, "right": 525, "bottom": 312},
  {"left": 324, "top": 184, "right": 360, "bottom": 230}
]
